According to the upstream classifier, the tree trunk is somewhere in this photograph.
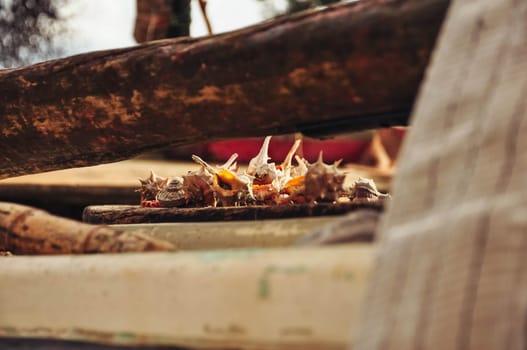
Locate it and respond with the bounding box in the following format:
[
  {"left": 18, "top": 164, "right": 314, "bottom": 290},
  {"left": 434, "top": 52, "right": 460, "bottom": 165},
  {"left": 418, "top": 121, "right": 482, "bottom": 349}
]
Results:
[{"left": 0, "top": 0, "right": 449, "bottom": 179}]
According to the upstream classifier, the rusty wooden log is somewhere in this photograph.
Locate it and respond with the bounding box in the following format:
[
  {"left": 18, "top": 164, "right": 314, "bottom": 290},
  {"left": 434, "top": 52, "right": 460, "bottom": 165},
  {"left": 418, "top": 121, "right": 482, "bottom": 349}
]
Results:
[
  {"left": 0, "top": 0, "right": 449, "bottom": 179},
  {"left": 0, "top": 202, "right": 175, "bottom": 255}
]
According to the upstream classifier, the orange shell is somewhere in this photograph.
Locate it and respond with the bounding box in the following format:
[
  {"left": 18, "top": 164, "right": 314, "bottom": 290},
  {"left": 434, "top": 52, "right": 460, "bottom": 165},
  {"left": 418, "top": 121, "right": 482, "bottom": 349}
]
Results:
[
  {"left": 282, "top": 175, "right": 305, "bottom": 195},
  {"left": 252, "top": 183, "right": 278, "bottom": 201}
]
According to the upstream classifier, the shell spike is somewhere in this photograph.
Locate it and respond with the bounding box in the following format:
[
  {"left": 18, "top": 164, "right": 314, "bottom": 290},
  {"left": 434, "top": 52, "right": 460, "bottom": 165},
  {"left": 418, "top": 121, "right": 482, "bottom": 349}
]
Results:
[
  {"left": 247, "top": 136, "right": 272, "bottom": 175},
  {"left": 280, "top": 139, "right": 302, "bottom": 183},
  {"left": 281, "top": 139, "right": 301, "bottom": 172},
  {"left": 294, "top": 155, "right": 309, "bottom": 175},
  {"left": 317, "top": 151, "right": 324, "bottom": 164},
  {"left": 221, "top": 153, "right": 239, "bottom": 170},
  {"left": 191, "top": 154, "right": 216, "bottom": 174}
]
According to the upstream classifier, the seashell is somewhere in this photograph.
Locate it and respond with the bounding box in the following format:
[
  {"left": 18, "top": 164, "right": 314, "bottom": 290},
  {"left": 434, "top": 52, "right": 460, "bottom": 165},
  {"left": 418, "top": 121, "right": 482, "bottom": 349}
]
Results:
[
  {"left": 192, "top": 154, "right": 254, "bottom": 207},
  {"left": 349, "top": 177, "right": 391, "bottom": 204},
  {"left": 275, "top": 139, "right": 301, "bottom": 189},
  {"left": 183, "top": 153, "right": 241, "bottom": 207},
  {"left": 303, "top": 152, "right": 346, "bottom": 203},
  {"left": 213, "top": 169, "right": 254, "bottom": 207},
  {"left": 218, "top": 152, "right": 239, "bottom": 172},
  {"left": 252, "top": 183, "right": 278, "bottom": 204},
  {"left": 183, "top": 162, "right": 214, "bottom": 207},
  {"left": 157, "top": 176, "right": 187, "bottom": 207},
  {"left": 292, "top": 155, "right": 309, "bottom": 177},
  {"left": 282, "top": 175, "right": 305, "bottom": 196},
  {"left": 278, "top": 175, "right": 306, "bottom": 204},
  {"left": 137, "top": 170, "right": 168, "bottom": 206},
  {"left": 246, "top": 136, "right": 279, "bottom": 185}
]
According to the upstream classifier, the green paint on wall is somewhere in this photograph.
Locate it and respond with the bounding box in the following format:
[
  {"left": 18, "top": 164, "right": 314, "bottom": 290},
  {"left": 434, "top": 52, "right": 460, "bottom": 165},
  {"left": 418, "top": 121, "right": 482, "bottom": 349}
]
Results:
[
  {"left": 197, "top": 248, "right": 263, "bottom": 262},
  {"left": 258, "top": 264, "right": 309, "bottom": 300}
]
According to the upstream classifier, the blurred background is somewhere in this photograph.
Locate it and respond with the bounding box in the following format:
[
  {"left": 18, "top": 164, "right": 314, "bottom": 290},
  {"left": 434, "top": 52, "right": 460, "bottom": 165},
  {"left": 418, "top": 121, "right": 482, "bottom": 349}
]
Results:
[{"left": 0, "top": 0, "right": 344, "bottom": 68}]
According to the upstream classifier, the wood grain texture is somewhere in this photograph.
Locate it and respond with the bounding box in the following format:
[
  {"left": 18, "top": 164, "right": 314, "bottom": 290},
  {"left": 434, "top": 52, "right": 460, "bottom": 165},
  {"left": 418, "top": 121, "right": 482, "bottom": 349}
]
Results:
[
  {"left": 82, "top": 203, "right": 383, "bottom": 225},
  {"left": 112, "top": 217, "right": 338, "bottom": 251},
  {"left": 0, "top": 0, "right": 449, "bottom": 179},
  {"left": 0, "top": 246, "right": 374, "bottom": 350},
  {"left": 0, "top": 338, "right": 185, "bottom": 350},
  {"left": 0, "top": 202, "right": 174, "bottom": 254},
  {"left": 353, "top": 0, "right": 527, "bottom": 349}
]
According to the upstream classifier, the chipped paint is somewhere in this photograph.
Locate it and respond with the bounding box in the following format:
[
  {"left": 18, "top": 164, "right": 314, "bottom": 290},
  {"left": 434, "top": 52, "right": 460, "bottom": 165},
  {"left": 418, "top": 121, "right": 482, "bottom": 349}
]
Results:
[
  {"left": 198, "top": 248, "right": 263, "bottom": 262},
  {"left": 281, "top": 327, "right": 314, "bottom": 337},
  {"left": 0, "top": 246, "right": 374, "bottom": 348},
  {"left": 259, "top": 264, "right": 308, "bottom": 300},
  {"left": 331, "top": 265, "right": 355, "bottom": 281}
]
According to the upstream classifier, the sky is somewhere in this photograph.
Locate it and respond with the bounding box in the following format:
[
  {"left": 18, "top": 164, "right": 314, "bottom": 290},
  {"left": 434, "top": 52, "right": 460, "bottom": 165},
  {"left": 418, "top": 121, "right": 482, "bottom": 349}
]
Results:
[{"left": 59, "top": 0, "right": 287, "bottom": 57}]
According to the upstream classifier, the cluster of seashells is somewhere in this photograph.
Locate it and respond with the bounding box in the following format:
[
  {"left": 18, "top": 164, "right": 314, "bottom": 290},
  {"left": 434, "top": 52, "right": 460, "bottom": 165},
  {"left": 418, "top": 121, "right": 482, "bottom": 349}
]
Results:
[{"left": 137, "top": 136, "right": 389, "bottom": 208}]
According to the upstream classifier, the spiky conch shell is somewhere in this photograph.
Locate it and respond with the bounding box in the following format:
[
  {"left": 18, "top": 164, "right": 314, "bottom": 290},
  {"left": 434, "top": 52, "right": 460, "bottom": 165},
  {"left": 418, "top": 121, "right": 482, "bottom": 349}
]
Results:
[
  {"left": 303, "top": 153, "right": 346, "bottom": 203},
  {"left": 274, "top": 139, "right": 306, "bottom": 204},
  {"left": 137, "top": 171, "right": 168, "bottom": 203},
  {"left": 191, "top": 153, "right": 254, "bottom": 207},
  {"left": 246, "top": 136, "right": 277, "bottom": 182},
  {"left": 245, "top": 136, "right": 279, "bottom": 203},
  {"left": 182, "top": 166, "right": 215, "bottom": 206},
  {"left": 213, "top": 170, "right": 254, "bottom": 207}
]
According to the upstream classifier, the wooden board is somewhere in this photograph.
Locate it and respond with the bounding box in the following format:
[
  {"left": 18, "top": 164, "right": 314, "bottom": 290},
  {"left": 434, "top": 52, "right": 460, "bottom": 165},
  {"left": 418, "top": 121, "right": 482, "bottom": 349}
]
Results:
[
  {"left": 111, "top": 216, "right": 339, "bottom": 251},
  {"left": 0, "top": 245, "right": 374, "bottom": 350},
  {"left": 83, "top": 202, "right": 383, "bottom": 225}
]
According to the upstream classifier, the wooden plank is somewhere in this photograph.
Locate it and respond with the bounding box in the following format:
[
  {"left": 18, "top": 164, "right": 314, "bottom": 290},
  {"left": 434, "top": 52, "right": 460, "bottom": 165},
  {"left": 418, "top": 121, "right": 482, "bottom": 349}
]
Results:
[
  {"left": 0, "top": 245, "right": 374, "bottom": 350},
  {"left": 82, "top": 203, "right": 383, "bottom": 225},
  {"left": 0, "top": 202, "right": 174, "bottom": 255},
  {"left": 353, "top": 0, "right": 527, "bottom": 349},
  {"left": 0, "top": 338, "right": 182, "bottom": 350},
  {"left": 114, "top": 209, "right": 380, "bottom": 250},
  {"left": 112, "top": 216, "right": 337, "bottom": 250},
  {"left": 0, "top": 0, "right": 449, "bottom": 179}
]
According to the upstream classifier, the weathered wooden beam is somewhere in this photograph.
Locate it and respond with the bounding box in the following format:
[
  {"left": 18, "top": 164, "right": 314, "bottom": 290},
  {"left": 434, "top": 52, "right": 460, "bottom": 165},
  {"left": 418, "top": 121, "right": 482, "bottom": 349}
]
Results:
[
  {"left": 0, "top": 202, "right": 174, "bottom": 254},
  {"left": 0, "top": 0, "right": 449, "bottom": 179},
  {"left": 0, "top": 246, "right": 374, "bottom": 349},
  {"left": 82, "top": 202, "right": 383, "bottom": 225}
]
